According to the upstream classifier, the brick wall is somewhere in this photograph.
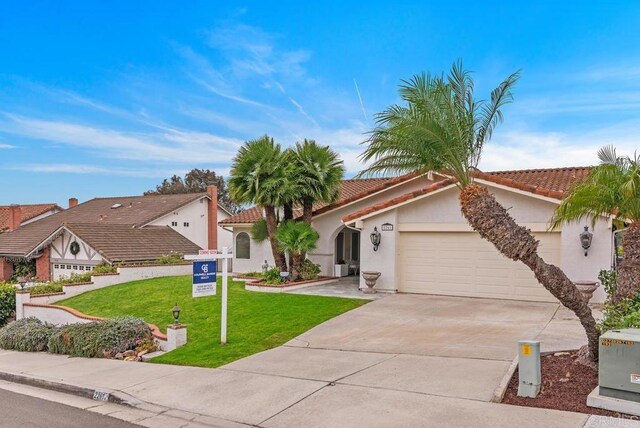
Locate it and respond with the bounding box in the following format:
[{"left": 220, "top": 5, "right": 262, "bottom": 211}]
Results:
[
  {"left": 35, "top": 247, "right": 51, "bottom": 281},
  {"left": 0, "top": 258, "right": 12, "bottom": 281}
]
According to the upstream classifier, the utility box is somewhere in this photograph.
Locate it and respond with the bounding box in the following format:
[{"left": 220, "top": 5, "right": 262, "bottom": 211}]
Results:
[{"left": 599, "top": 329, "right": 640, "bottom": 402}]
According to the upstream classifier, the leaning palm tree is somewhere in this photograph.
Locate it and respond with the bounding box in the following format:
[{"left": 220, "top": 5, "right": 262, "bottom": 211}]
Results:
[
  {"left": 276, "top": 221, "right": 320, "bottom": 280},
  {"left": 228, "top": 135, "right": 291, "bottom": 271},
  {"left": 291, "top": 140, "right": 345, "bottom": 224},
  {"left": 359, "top": 61, "right": 599, "bottom": 362},
  {"left": 551, "top": 146, "right": 640, "bottom": 304}
]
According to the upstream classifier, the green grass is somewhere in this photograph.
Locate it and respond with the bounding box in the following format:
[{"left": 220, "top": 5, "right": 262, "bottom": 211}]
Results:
[{"left": 59, "top": 276, "right": 367, "bottom": 368}]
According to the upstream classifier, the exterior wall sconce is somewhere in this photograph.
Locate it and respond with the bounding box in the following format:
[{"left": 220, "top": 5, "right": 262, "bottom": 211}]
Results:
[
  {"left": 370, "top": 227, "right": 381, "bottom": 252},
  {"left": 580, "top": 226, "right": 593, "bottom": 256}
]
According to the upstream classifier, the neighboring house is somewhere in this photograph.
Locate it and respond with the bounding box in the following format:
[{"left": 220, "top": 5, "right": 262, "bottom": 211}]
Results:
[
  {"left": 0, "top": 204, "right": 63, "bottom": 233},
  {"left": 0, "top": 186, "right": 231, "bottom": 281},
  {"left": 220, "top": 167, "right": 614, "bottom": 303}
]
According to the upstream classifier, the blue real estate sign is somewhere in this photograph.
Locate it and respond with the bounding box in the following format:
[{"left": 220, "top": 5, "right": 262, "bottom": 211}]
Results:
[{"left": 192, "top": 260, "right": 217, "bottom": 297}]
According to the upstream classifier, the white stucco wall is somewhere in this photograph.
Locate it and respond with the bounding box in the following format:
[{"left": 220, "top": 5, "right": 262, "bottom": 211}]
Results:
[
  {"left": 359, "top": 184, "right": 613, "bottom": 301},
  {"left": 231, "top": 225, "right": 274, "bottom": 273},
  {"left": 150, "top": 198, "right": 232, "bottom": 251}
]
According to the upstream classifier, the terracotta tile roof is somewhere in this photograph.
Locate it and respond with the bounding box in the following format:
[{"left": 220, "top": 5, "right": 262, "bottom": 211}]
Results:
[
  {"left": 342, "top": 178, "right": 457, "bottom": 222},
  {"left": 219, "top": 173, "right": 419, "bottom": 225},
  {"left": 477, "top": 167, "right": 592, "bottom": 199},
  {"left": 342, "top": 166, "right": 594, "bottom": 223},
  {"left": 0, "top": 204, "right": 62, "bottom": 232},
  {"left": 0, "top": 193, "right": 207, "bottom": 257},
  {"left": 62, "top": 223, "right": 201, "bottom": 262}
]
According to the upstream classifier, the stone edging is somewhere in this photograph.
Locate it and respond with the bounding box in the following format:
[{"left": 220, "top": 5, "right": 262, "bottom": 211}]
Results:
[
  {"left": 248, "top": 276, "right": 337, "bottom": 288},
  {"left": 22, "top": 303, "right": 167, "bottom": 340},
  {"left": 245, "top": 277, "right": 339, "bottom": 293}
]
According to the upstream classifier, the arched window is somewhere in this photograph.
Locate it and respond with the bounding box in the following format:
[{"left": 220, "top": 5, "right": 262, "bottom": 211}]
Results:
[{"left": 236, "top": 232, "right": 250, "bottom": 259}]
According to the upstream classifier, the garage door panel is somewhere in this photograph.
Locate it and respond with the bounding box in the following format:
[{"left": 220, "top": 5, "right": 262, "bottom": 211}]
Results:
[{"left": 398, "top": 232, "right": 559, "bottom": 302}]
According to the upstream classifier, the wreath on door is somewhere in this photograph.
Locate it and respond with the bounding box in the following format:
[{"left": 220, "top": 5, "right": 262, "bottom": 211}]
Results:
[{"left": 70, "top": 241, "right": 81, "bottom": 255}]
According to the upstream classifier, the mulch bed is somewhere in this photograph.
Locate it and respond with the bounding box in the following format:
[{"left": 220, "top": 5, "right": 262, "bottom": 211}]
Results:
[{"left": 502, "top": 351, "right": 633, "bottom": 418}]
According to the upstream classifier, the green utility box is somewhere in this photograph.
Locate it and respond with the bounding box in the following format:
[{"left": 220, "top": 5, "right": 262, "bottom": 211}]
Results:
[{"left": 599, "top": 329, "right": 640, "bottom": 402}]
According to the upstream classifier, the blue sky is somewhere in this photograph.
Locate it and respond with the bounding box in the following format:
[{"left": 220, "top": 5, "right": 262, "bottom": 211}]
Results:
[{"left": 2, "top": 1, "right": 640, "bottom": 205}]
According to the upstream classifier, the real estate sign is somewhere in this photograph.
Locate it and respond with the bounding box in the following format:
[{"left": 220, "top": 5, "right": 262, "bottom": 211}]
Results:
[{"left": 192, "top": 260, "right": 217, "bottom": 298}]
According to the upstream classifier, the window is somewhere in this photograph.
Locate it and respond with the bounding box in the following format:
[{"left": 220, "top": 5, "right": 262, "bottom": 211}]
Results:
[
  {"left": 183, "top": 222, "right": 190, "bottom": 227},
  {"left": 66, "top": 265, "right": 71, "bottom": 269},
  {"left": 171, "top": 221, "right": 178, "bottom": 227},
  {"left": 236, "top": 232, "right": 250, "bottom": 259},
  {"left": 79, "top": 266, "right": 85, "bottom": 271},
  {"left": 54, "top": 264, "right": 59, "bottom": 269}
]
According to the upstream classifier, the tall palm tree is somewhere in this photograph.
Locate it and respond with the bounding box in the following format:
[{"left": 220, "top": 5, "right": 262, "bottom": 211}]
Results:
[
  {"left": 359, "top": 61, "right": 599, "bottom": 362},
  {"left": 276, "top": 221, "right": 320, "bottom": 280},
  {"left": 551, "top": 146, "right": 640, "bottom": 304},
  {"left": 228, "top": 135, "right": 290, "bottom": 271},
  {"left": 291, "top": 140, "right": 345, "bottom": 224}
]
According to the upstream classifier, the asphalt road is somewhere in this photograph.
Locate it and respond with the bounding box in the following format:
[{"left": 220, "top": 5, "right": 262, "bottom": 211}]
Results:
[{"left": 0, "top": 388, "right": 139, "bottom": 428}]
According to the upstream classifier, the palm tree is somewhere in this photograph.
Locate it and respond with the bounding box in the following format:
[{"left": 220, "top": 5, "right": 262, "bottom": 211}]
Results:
[
  {"left": 291, "top": 140, "right": 345, "bottom": 224},
  {"left": 551, "top": 146, "right": 640, "bottom": 304},
  {"left": 358, "top": 61, "right": 600, "bottom": 362},
  {"left": 276, "top": 221, "right": 320, "bottom": 280},
  {"left": 228, "top": 135, "right": 290, "bottom": 271}
]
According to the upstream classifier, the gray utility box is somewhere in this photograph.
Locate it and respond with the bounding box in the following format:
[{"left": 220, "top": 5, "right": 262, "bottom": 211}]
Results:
[{"left": 600, "top": 329, "right": 640, "bottom": 402}]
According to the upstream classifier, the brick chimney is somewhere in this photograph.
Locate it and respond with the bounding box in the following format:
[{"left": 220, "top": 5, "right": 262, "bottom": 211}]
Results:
[
  {"left": 68, "top": 197, "right": 78, "bottom": 208},
  {"left": 8, "top": 204, "right": 21, "bottom": 231},
  {"left": 206, "top": 185, "right": 218, "bottom": 250}
]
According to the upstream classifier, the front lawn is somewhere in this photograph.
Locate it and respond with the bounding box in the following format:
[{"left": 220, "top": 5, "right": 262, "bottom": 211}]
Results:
[{"left": 59, "top": 276, "right": 367, "bottom": 368}]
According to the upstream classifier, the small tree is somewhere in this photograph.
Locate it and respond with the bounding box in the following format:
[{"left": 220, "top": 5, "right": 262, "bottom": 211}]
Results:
[{"left": 276, "top": 221, "right": 320, "bottom": 281}]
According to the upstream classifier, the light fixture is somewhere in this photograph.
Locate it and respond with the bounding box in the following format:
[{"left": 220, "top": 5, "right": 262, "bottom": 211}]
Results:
[
  {"left": 580, "top": 226, "right": 593, "bottom": 256},
  {"left": 370, "top": 227, "right": 381, "bottom": 252},
  {"left": 172, "top": 304, "right": 181, "bottom": 324}
]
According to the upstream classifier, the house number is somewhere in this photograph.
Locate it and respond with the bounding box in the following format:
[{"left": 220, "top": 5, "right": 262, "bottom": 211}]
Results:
[{"left": 381, "top": 223, "right": 393, "bottom": 231}]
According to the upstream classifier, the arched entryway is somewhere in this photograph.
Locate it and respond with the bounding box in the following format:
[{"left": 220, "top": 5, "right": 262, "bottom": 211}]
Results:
[{"left": 334, "top": 226, "right": 360, "bottom": 277}]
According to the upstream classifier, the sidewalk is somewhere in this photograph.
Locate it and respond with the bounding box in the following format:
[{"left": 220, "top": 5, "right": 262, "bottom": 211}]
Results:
[{"left": 0, "top": 345, "right": 619, "bottom": 428}]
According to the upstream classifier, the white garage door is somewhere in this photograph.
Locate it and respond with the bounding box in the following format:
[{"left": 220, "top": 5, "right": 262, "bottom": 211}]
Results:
[{"left": 398, "top": 232, "right": 561, "bottom": 302}]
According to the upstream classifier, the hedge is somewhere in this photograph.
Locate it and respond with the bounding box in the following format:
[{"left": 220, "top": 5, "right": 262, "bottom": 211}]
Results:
[
  {"left": 0, "top": 283, "right": 16, "bottom": 327},
  {"left": 0, "top": 317, "right": 59, "bottom": 352},
  {"left": 47, "top": 316, "right": 153, "bottom": 358}
]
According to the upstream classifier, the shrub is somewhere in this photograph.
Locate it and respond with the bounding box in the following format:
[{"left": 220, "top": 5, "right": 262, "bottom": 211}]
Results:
[
  {"left": 299, "top": 259, "right": 321, "bottom": 281},
  {"left": 0, "top": 318, "right": 59, "bottom": 352},
  {"left": 0, "top": 283, "right": 16, "bottom": 327},
  {"left": 28, "top": 283, "right": 63, "bottom": 296},
  {"left": 600, "top": 290, "right": 640, "bottom": 333},
  {"left": 158, "top": 252, "right": 184, "bottom": 265},
  {"left": 47, "top": 316, "right": 152, "bottom": 358},
  {"left": 263, "top": 267, "right": 283, "bottom": 285},
  {"left": 241, "top": 272, "right": 264, "bottom": 278},
  {"left": 599, "top": 269, "right": 617, "bottom": 301},
  {"left": 11, "top": 259, "right": 36, "bottom": 281}
]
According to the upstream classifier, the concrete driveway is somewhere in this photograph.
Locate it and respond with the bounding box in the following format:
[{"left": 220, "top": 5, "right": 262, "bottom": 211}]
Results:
[{"left": 218, "top": 294, "right": 595, "bottom": 427}]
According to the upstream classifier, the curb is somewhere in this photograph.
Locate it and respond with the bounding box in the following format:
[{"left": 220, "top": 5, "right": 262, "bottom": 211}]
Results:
[
  {"left": 0, "top": 370, "right": 141, "bottom": 407},
  {"left": 491, "top": 355, "right": 518, "bottom": 403}
]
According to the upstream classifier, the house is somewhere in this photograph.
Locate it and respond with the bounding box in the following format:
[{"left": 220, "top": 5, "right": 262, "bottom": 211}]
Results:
[
  {"left": 220, "top": 167, "right": 614, "bottom": 303},
  {"left": 0, "top": 186, "right": 232, "bottom": 281},
  {"left": 0, "top": 204, "right": 63, "bottom": 233}
]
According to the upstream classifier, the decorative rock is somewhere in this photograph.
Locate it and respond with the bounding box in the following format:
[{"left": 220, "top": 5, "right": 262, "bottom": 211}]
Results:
[
  {"left": 124, "top": 356, "right": 137, "bottom": 362},
  {"left": 137, "top": 349, "right": 149, "bottom": 358},
  {"left": 554, "top": 352, "right": 571, "bottom": 357},
  {"left": 114, "top": 353, "right": 124, "bottom": 360},
  {"left": 123, "top": 350, "right": 136, "bottom": 358}
]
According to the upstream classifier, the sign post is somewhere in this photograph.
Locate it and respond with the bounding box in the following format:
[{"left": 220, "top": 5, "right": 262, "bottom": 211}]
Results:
[{"left": 185, "top": 247, "right": 232, "bottom": 345}]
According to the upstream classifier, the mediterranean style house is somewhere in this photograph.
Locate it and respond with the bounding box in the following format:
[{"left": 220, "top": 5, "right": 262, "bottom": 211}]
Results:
[
  {"left": 0, "top": 186, "right": 231, "bottom": 281},
  {"left": 220, "top": 167, "right": 615, "bottom": 303}
]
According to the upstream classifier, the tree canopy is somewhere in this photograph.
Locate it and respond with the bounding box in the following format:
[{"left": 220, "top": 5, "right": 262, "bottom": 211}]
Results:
[{"left": 145, "top": 168, "right": 241, "bottom": 213}]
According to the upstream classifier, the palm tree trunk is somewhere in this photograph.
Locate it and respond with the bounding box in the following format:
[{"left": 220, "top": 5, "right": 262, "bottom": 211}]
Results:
[
  {"left": 264, "top": 205, "right": 287, "bottom": 272},
  {"left": 290, "top": 254, "right": 302, "bottom": 281},
  {"left": 459, "top": 184, "right": 599, "bottom": 362},
  {"left": 302, "top": 198, "right": 313, "bottom": 224},
  {"left": 283, "top": 202, "right": 294, "bottom": 270},
  {"left": 613, "top": 222, "right": 640, "bottom": 304}
]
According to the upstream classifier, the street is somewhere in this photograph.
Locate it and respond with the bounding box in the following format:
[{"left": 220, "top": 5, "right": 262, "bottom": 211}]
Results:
[{"left": 0, "top": 388, "right": 138, "bottom": 428}]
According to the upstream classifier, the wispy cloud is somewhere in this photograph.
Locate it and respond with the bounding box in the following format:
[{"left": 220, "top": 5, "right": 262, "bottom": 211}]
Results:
[
  {"left": 0, "top": 113, "right": 241, "bottom": 165},
  {"left": 4, "top": 163, "right": 171, "bottom": 178},
  {"left": 0, "top": 143, "right": 14, "bottom": 149}
]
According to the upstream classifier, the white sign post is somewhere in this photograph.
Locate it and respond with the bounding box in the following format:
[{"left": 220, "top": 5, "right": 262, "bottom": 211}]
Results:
[{"left": 185, "top": 247, "right": 232, "bottom": 345}]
